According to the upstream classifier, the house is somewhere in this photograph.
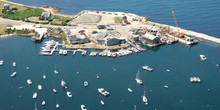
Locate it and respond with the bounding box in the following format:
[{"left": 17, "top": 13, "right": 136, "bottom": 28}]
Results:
[
  {"left": 67, "top": 22, "right": 77, "bottom": 26},
  {"left": 53, "top": 28, "right": 62, "bottom": 34},
  {"left": 3, "top": 4, "right": 10, "bottom": 10},
  {"left": 41, "top": 12, "right": 54, "bottom": 20},
  {"left": 90, "top": 32, "right": 126, "bottom": 46},
  {"left": 67, "top": 34, "right": 90, "bottom": 44},
  {"left": 65, "top": 29, "right": 71, "bottom": 35}
]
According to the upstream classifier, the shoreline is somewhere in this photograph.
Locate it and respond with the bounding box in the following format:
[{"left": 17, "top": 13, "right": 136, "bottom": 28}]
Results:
[{"left": 1, "top": 0, "right": 220, "bottom": 44}]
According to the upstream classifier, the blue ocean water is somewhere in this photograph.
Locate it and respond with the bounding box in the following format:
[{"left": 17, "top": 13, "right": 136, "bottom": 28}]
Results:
[
  {"left": 8, "top": 0, "right": 220, "bottom": 38},
  {"left": 0, "top": 36, "right": 219, "bottom": 110}
]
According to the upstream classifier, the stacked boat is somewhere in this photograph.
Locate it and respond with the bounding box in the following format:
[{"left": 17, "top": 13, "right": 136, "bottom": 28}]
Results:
[{"left": 39, "top": 40, "right": 57, "bottom": 55}]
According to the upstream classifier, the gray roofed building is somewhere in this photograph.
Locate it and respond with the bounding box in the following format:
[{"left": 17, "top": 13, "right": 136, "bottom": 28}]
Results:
[
  {"left": 53, "top": 28, "right": 62, "bottom": 34},
  {"left": 67, "top": 34, "right": 90, "bottom": 44},
  {"left": 90, "top": 32, "right": 126, "bottom": 46},
  {"left": 142, "top": 33, "right": 161, "bottom": 44},
  {"left": 41, "top": 12, "right": 54, "bottom": 20},
  {"left": 3, "top": 4, "right": 10, "bottom": 10}
]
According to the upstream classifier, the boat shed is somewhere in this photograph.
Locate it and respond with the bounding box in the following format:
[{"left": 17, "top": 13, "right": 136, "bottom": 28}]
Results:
[{"left": 142, "top": 33, "right": 161, "bottom": 44}]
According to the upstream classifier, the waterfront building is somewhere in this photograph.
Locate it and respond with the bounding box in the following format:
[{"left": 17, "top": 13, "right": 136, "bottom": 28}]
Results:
[
  {"left": 53, "top": 28, "right": 63, "bottom": 34},
  {"left": 41, "top": 12, "right": 54, "bottom": 20},
  {"left": 90, "top": 32, "right": 126, "bottom": 46},
  {"left": 67, "top": 34, "right": 90, "bottom": 44}
]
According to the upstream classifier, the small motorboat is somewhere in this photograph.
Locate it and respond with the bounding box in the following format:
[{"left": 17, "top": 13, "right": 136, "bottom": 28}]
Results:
[
  {"left": 142, "top": 65, "right": 153, "bottom": 71},
  {"left": 11, "top": 72, "right": 17, "bottom": 77},
  {"left": 190, "top": 77, "right": 194, "bottom": 82},
  {"left": 33, "top": 93, "right": 37, "bottom": 99},
  {"left": 38, "top": 85, "right": 42, "bottom": 90},
  {"left": 84, "top": 81, "right": 88, "bottom": 87},
  {"left": 98, "top": 88, "right": 110, "bottom": 96},
  {"left": 27, "top": 79, "right": 32, "bottom": 85},
  {"left": 53, "top": 88, "right": 57, "bottom": 93},
  {"left": 42, "top": 101, "right": 46, "bottom": 106},
  {"left": 26, "top": 66, "right": 29, "bottom": 70},
  {"left": 200, "top": 55, "right": 207, "bottom": 61},
  {"left": 12, "top": 62, "right": 16, "bottom": 67},
  {"left": 56, "top": 104, "right": 60, "bottom": 109},
  {"left": 164, "top": 85, "right": 168, "bottom": 88},
  {"left": 43, "top": 75, "right": 46, "bottom": 79},
  {"left": 166, "top": 69, "right": 170, "bottom": 72},
  {"left": 63, "top": 50, "right": 67, "bottom": 55},
  {"left": 81, "top": 105, "right": 87, "bottom": 110},
  {"left": 0, "top": 60, "right": 4, "bottom": 66},
  {"left": 54, "top": 70, "right": 58, "bottom": 74},
  {"left": 128, "top": 88, "right": 133, "bottom": 93},
  {"left": 59, "top": 49, "right": 63, "bottom": 55},
  {"left": 96, "top": 74, "right": 99, "bottom": 79},
  {"left": 100, "top": 100, "right": 104, "bottom": 105},
  {"left": 66, "top": 91, "right": 72, "bottom": 98}
]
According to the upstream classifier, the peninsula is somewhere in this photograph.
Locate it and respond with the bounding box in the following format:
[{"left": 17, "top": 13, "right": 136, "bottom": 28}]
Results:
[{"left": 0, "top": 0, "right": 220, "bottom": 56}]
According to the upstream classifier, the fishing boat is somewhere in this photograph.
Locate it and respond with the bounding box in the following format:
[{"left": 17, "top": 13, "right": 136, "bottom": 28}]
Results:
[
  {"left": 11, "top": 72, "right": 17, "bottom": 77},
  {"left": 100, "top": 100, "right": 104, "bottom": 105},
  {"left": 135, "top": 69, "right": 143, "bottom": 85},
  {"left": 42, "top": 101, "right": 46, "bottom": 106},
  {"left": 27, "top": 79, "right": 32, "bottom": 85},
  {"left": 142, "top": 89, "right": 148, "bottom": 105},
  {"left": 12, "top": 62, "right": 16, "bottom": 67},
  {"left": 61, "top": 80, "right": 67, "bottom": 89},
  {"left": 33, "top": 93, "right": 37, "bottom": 99},
  {"left": 53, "top": 88, "right": 57, "bottom": 93},
  {"left": 84, "top": 81, "right": 88, "bottom": 87},
  {"left": 0, "top": 60, "right": 4, "bottom": 66},
  {"left": 128, "top": 88, "right": 133, "bottom": 93},
  {"left": 66, "top": 91, "right": 72, "bottom": 97},
  {"left": 56, "top": 104, "right": 59, "bottom": 109},
  {"left": 98, "top": 88, "right": 110, "bottom": 96},
  {"left": 200, "top": 55, "right": 207, "bottom": 61},
  {"left": 38, "top": 85, "right": 42, "bottom": 90},
  {"left": 142, "top": 65, "right": 153, "bottom": 71},
  {"left": 81, "top": 105, "right": 87, "bottom": 110},
  {"left": 43, "top": 75, "right": 46, "bottom": 79}
]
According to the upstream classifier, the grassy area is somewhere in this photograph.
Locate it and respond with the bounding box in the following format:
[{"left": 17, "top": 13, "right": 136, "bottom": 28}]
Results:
[
  {"left": 51, "top": 15, "right": 73, "bottom": 26},
  {"left": 1, "top": 7, "right": 44, "bottom": 20},
  {"left": 0, "top": 1, "right": 27, "bottom": 14},
  {"left": 61, "top": 32, "right": 69, "bottom": 44}
]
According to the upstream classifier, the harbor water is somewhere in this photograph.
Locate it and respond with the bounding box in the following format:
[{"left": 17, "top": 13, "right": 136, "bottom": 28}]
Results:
[{"left": 0, "top": 36, "right": 220, "bottom": 110}]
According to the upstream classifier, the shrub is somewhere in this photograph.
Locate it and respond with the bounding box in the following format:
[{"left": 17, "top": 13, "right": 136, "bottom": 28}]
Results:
[{"left": 92, "top": 31, "right": 98, "bottom": 34}]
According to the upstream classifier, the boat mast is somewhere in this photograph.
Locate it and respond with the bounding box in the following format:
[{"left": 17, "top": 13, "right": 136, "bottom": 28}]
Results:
[{"left": 136, "top": 69, "right": 140, "bottom": 79}]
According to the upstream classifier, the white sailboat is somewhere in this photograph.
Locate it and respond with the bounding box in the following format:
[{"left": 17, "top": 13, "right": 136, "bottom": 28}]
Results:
[
  {"left": 42, "top": 101, "right": 46, "bottom": 106},
  {"left": 43, "top": 75, "right": 46, "bottom": 79},
  {"left": 135, "top": 69, "right": 143, "bottom": 85},
  {"left": 84, "top": 81, "right": 88, "bottom": 87},
  {"left": 54, "top": 64, "right": 58, "bottom": 74},
  {"left": 38, "top": 85, "right": 42, "bottom": 90},
  {"left": 11, "top": 72, "right": 17, "bottom": 77},
  {"left": 56, "top": 104, "right": 60, "bottom": 109},
  {"left": 128, "top": 88, "right": 133, "bottom": 93},
  {"left": 96, "top": 74, "right": 99, "bottom": 79},
  {"left": 33, "top": 93, "right": 37, "bottom": 99},
  {"left": 66, "top": 91, "right": 72, "bottom": 98},
  {"left": 61, "top": 80, "right": 67, "bottom": 89},
  {"left": 142, "top": 89, "right": 148, "bottom": 105}
]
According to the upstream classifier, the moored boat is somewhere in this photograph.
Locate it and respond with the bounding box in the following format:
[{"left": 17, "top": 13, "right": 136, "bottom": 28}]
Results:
[
  {"left": 38, "top": 85, "right": 42, "bottom": 90},
  {"left": 0, "top": 60, "right": 4, "bottom": 66},
  {"left": 42, "top": 101, "right": 46, "bottom": 106},
  {"left": 81, "top": 105, "right": 87, "bottom": 110},
  {"left": 11, "top": 72, "right": 17, "bottom": 77},
  {"left": 27, "top": 79, "right": 32, "bottom": 85},
  {"left": 56, "top": 104, "right": 59, "bottom": 109},
  {"left": 142, "top": 89, "right": 148, "bottom": 105},
  {"left": 61, "top": 80, "right": 67, "bottom": 89},
  {"left": 12, "top": 62, "right": 16, "bottom": 67},
  {"left": 98, "top": 88, "right": 110, "bottom": 96},
  {"left": 33, "top": 93, "right": 37, "bottom": 99},
  {"left": 128, "top": 88, "right": 133, "bottom": 93},
  {"left": 66, "top": 91, "right": 72, "bottom": 97},
  {"left": 100, "top": 100, "right": 104, "bottom": 105},
  {"left": 135, "top": 69, "right": 143, "bottom": 85},
  {"left": 200, "top": 55, "right": 207, "bottom": 61},
  {"left": 53, "top": 88, "right": 57, "bottom": 93},
  {"left": 84, "top": 81, "right": 88, "bottom": 87},
  {"left": 142, "top": 65, "right": 153, "bottom": 71}
]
